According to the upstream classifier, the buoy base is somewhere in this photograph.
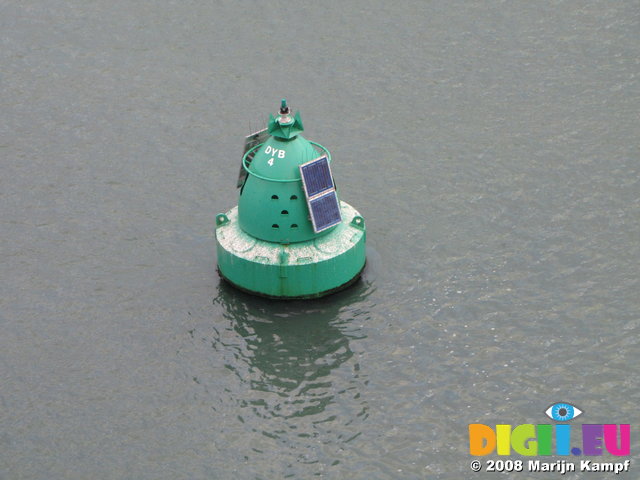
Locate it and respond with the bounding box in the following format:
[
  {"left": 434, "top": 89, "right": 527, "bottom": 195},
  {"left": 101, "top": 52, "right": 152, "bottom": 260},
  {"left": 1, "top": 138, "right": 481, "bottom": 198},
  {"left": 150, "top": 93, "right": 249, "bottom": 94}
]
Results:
[{"left": 215, "top": 202, "right": 366, "bottom": 299}]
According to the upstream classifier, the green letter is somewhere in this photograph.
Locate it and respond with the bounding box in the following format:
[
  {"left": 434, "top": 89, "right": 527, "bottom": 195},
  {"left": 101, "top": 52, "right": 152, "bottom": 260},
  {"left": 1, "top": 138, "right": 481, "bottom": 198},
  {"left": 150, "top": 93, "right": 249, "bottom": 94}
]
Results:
[{"left": 511, "top": 424, "right": 537, "bottom": 456}]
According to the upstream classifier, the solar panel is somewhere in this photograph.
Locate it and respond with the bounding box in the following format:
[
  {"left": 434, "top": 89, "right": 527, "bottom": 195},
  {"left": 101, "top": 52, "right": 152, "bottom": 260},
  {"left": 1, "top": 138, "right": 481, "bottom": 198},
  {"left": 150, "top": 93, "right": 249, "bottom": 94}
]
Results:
[
  {"left": 300, "top": 156, "right": 334, "bottom": 198},
  {"left": 309, "top": 191, "right": 342, "bottom": 232},
  {"left": 244, "top": 128, "right": 269, "bottom": 155},
  {"left": 237, "top": 128, "right": 269, "bottom": 188},
  {"left": 299, "top": 155, "right": 342, "bottom": 233}
]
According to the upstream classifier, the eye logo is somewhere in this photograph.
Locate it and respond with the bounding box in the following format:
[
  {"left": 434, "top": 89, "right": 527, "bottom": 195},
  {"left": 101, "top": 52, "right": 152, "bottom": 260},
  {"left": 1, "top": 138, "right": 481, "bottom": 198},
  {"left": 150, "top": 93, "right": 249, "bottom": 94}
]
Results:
[{"left": 545, "top": 402, "right": 583, "bottom": 422}]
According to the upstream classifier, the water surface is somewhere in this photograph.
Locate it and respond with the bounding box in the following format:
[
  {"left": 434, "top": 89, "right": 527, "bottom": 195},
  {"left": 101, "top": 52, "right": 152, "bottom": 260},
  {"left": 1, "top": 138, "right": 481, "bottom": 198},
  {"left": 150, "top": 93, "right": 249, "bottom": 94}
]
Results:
[{"left": 1, "top": 1, "right": 639, "bottom": 478}]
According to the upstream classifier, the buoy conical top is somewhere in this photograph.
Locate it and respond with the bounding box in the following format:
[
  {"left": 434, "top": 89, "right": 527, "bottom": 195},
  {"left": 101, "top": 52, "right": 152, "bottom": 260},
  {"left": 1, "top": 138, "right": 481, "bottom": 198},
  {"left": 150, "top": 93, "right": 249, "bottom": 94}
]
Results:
[{"left": 268, "top": 98, "right": 304, "bottom": 140}]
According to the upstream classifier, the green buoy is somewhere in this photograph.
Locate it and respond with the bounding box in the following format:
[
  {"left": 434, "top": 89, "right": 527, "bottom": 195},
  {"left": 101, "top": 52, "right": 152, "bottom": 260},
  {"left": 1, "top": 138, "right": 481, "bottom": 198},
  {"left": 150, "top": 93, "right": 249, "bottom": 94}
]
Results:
[{"left": 215, "top": 99, "right": 366, "bottom": 299}]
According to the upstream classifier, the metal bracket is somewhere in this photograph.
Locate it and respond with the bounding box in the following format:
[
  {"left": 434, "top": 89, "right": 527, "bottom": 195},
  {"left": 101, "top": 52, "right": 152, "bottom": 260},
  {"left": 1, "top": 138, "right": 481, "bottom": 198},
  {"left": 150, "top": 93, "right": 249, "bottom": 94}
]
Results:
[
  {"left": 279, "top": 248, "right": 289, "bottom": 278},
  {"left": 350, "top": 215, "right": 365, "bottom": 230},
  {"left": 215, "top": 213, "right": 229, "bottom": 227}
]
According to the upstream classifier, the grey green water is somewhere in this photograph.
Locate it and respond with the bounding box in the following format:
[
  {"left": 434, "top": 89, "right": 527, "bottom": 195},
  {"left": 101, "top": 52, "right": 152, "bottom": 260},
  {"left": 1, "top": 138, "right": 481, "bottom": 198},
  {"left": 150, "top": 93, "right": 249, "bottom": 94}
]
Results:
[{"left": 1, "top": 1, "right": 639, "bottom": 478}]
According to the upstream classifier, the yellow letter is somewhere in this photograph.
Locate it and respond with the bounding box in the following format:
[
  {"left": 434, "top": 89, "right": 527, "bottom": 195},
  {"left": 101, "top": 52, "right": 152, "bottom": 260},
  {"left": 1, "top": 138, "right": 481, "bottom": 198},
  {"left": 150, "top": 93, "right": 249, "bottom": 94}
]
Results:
[{"left": 496, "top": 424, "right": 511, "bottom": 455}]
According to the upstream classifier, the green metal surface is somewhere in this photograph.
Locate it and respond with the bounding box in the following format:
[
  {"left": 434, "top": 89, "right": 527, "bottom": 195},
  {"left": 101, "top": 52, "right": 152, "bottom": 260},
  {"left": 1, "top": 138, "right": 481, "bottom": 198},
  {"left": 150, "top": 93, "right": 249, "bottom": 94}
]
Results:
[
  {"left": 216, "top": 99, "right": 366, "bottom": 298},
  {"left": 216, "top": 203, "right": 366, "bottom": 298},
  {"left": 238, "top": 137, "right": 334, "bottom": 244}
]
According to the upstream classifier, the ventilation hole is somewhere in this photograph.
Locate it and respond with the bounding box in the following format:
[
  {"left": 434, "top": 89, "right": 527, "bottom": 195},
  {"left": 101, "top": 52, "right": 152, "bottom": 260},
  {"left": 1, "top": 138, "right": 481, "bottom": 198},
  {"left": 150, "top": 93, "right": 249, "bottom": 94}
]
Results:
[
  {"left": 291, "top": 224, "right": 298, "bottom": 229},
  {"left": 281, "top": 210, "right": 289, "bottom": 215},
  {"left": 271, "top": 195, "right": 279, "bottom": 200},
  {"left": 290, "top": 195, "right": 298, "bottom": 200},
  {"left": 272, "top": 224, "right": 279, "bottom": 229}
]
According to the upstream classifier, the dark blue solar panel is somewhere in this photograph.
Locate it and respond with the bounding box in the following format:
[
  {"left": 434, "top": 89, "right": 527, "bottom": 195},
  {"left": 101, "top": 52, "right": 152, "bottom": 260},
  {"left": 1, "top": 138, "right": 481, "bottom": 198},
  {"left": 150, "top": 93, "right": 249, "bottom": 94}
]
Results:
[
  {"left": 309, "top": 191, "right": 342, "bottom": 232},
  {"left": 300, "top": 156, "right": 334, "bottom": 198}
]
